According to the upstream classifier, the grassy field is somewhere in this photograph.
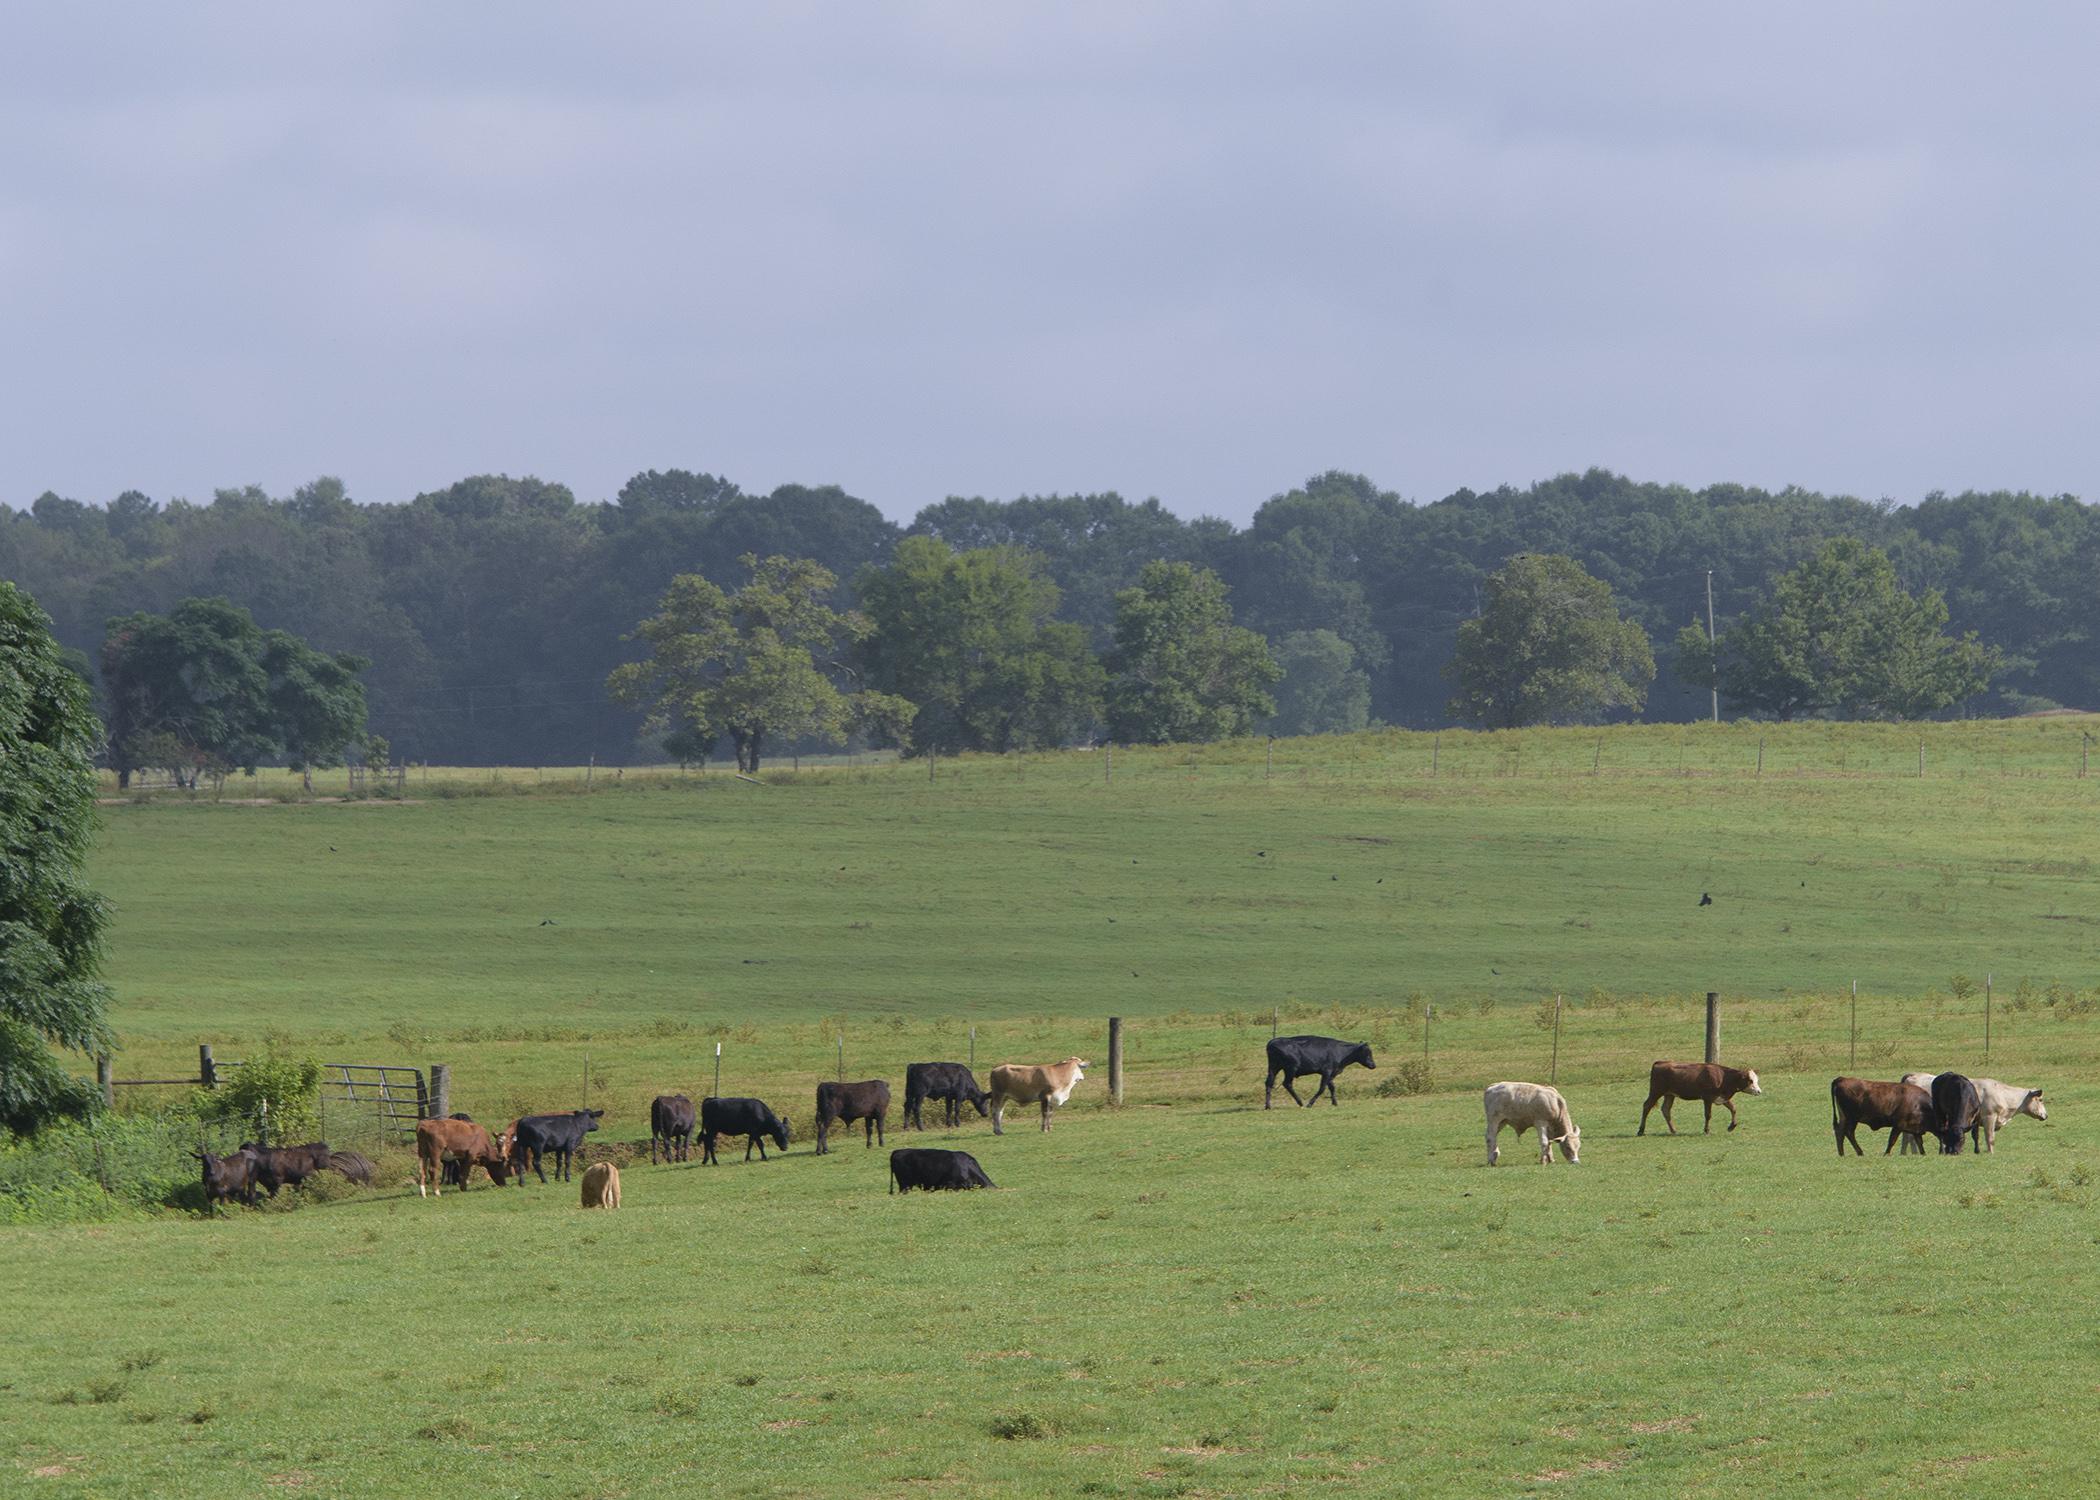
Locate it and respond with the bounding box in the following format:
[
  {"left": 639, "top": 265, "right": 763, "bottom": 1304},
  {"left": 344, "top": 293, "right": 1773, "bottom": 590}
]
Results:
[{"left": 5, "top": 719, "right": 2100, "bottom": 1496}]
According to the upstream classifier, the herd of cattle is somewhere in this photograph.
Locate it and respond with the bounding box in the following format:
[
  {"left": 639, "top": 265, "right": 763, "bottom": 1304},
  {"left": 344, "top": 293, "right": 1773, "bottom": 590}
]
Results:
[{"left": 193, "top": 1035, "right": 2049, "bottom": 1211}]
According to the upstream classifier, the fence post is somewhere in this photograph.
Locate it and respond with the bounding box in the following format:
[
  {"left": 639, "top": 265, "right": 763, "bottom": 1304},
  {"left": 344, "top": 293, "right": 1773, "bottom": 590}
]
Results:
[
  {"left": 1266, "top": 736, "right": 1274, "bottom": 781},
  {"left": 199, "top": 1043, "right": 217, "bottom": 1089},
  {"left": 1431, "top": 733, "right": 1439, "bottom": 778},
  {"left": 1423, "top": 1003, "right": 1433, "bottom": 1069},
  {"left": 1984, "top": 972, "right": 1992, "bottom": 1062},
  {"left": 1108, "top": 1017, "right": 1124, "bottom": 1105},
  {"left": 581, "top": 1054, "right": 590, "bottom": 1111},
  {"left": 1704, "top": 992, "right": 1720, "bottom": 1064},
  {"left": 1550, "top": 995, "right": 1563, "bottom": 1083},
  {"left": 1850, "top": 979, "right": 1858, "bottom": 1069},
  {"left": 1104, "top": 742, "right": 1111, "bottom": 785},
  {"left": 837, "top": 1033, "right": 844, "bottom": 1083},
  {"left": 713, "top": 1041, "right": 721, "bottom": 1099},
  {"left": 1592, "top": 739, "right": 1602, "bottom": 776},
  {"left": 429, "top": 1063, "right": 450, "bottom": 1120},
  {"left": 1757, "top": 736, "right": 1764, "bottom": 777},
  {"left": 97, "top": 1055, "right": 114, "bottom": 1109}
]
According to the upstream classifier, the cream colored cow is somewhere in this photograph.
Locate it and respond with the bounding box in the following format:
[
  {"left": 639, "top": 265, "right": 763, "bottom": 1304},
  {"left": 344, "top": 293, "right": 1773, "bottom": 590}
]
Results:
[
  {"left": 580, "top": 1160, "right": 621, "bottom": 1209},
  {"left": 1483, "top": 1081, "right": 1581, "bottom": 1165},
  {"left": 987, "top": 1058, "right": 1088, "bottom": 1135}
]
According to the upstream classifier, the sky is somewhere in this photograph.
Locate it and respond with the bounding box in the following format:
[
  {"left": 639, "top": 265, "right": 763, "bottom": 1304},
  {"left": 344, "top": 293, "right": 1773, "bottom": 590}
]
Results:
[{"left": 3, "top": 4, "right": 2095, "bottom": 525}]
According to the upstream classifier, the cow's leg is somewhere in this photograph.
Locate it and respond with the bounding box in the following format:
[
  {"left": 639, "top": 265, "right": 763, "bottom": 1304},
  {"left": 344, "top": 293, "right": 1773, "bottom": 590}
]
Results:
[
  {"left": 1638, "top": 1091, "right": 1660, "bottom": 1135},
  {"left": 1486, "top": 1122, "right": 1500, "bottom": 1166},
  {"left": 1264, "top": 1068, "right": 1276, "bottom": 1109},
  {"left": 1884, "top": 1128, "right": 1903, "bottom": 1155},
  {"left": 1040, "top": 1099, "right": 1052, "bottom": 1132},
  {"left": 1702, "top": 1099, "right": 1713, "bottom": 1134},
  {"left": 1722, "top": 1097, "right": 1739, "bottom": 1132},
  {"left": 1281, "top": 1074, "right": 1309, "bottom": 1108},
  {"left": 991, "top": 1095, "right": 1005, "bottom": 1136},
  {"left": 1321, "top": 1071, "right": 1340, "bottom": 1105},
  {"left": 1661, "top": 1097, "right": 1677, "bottom": 1135}
]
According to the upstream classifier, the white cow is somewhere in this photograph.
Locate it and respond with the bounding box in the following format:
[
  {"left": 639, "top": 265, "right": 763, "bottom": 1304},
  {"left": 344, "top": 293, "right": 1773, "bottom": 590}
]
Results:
[
  {"left": 1483, "top": 1081, "right": 1581, "bottom": 1165},
  {"left": 987, "top": 1058, "right": 1088, "bottom": 1135},
  {"left": 1898, "top": 1073, "right": 2046, "bottom": 1154}
]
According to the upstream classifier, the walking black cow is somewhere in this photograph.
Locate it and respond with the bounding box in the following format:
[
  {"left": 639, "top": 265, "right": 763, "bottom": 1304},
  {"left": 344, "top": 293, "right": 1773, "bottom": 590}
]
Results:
[
  {"left": 1930, "top": 1073, "right": 1982, "bottom": 1155},
  {"left": 701, "top": 1097, "right": 790, "bottom": 1163},
  {"left": 510, "top": 1109, "right": 603, "bottom": 1183},
  {"left": 1263, "top": 1035, "right": 1376, "bottom": 1108},
  {"left": 651, "top": 1094, "right": 696, "bottom": 1164},
  {"left": 889, "top": 1148, "right": 994, "bottom": 1193},
  {"left": 903, "top": 1062, "right": 989, "bottom": 1130}
]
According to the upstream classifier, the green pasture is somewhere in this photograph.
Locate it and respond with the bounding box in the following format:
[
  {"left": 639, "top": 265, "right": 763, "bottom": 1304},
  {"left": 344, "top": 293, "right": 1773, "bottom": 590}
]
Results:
[{"left": 6, "top": 718, "right": 2100, "bottom": 1496}]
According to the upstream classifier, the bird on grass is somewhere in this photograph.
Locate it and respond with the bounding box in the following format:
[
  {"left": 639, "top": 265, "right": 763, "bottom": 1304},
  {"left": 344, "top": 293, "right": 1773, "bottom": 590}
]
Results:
[{"left": 1699, "top": 893, "right": 1713, "bottom": 907}]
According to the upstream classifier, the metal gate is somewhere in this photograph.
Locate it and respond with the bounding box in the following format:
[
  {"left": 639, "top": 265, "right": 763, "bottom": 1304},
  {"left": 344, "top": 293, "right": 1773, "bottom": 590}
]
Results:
[{"left": 319, "top": 1063, "right": 428, "bottom": 1141}]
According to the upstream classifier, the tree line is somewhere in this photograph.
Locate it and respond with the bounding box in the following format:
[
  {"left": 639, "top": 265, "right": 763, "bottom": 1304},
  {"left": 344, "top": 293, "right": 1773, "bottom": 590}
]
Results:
[{"left": 5, "top": 467, "right": 2090, "bottom": 765}]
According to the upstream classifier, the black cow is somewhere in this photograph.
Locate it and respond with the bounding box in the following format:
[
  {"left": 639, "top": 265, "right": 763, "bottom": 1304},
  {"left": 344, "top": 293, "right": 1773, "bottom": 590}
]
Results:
[
  {"left": 903, "top": 1063, "right": 989, "bottom": 1130},
  {"left": 238, "top": 1141, "right": 332, "bottom": 1197},
  {"left": 889, "top": 1148, "right": 995, "bottom": 1193},
  {"left": 1931, "top": 1073, "right": 1982, "bottom": 1155},
  {"left": 510, "top": 1110, "right": 604, "bottom": 1183},
  {"left": 1263, "top": 1035, "right": 1376, "bottom": 1108},
  {"left": 651, "top": 1094, "right": 696, "bottom": 1164},
  {"left": 443, "top": 1112, "right": 475, "bottom": 1189},
  {"left": 815, "top": 1080, "right": 891, "bottom": 1154},
  {"left": 195, "top": 1150, "right": 257, "bottom": 1210},
  {"left": 701, "top": 1097, "right": 790, "bottom": 1164}
]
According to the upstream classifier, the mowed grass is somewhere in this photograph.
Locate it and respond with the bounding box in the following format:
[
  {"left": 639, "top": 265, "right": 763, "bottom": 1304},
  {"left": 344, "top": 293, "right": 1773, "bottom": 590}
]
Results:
[
  {"left": 6, "top": 1072, "right": 2100, "bottom": 1499},
  {"left": 6, "top": 720, "right": 2100, "bottom": 1496}
]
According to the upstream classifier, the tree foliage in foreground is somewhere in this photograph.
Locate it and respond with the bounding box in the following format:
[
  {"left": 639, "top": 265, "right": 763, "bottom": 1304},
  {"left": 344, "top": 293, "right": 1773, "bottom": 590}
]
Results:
[
  {"left": 1105, "top": 562, "right": 1280, "bottom": 744},
  {"left": 1447, "top": 553, "right": 1655, "bottom": 729},
  {"left": 0, "top": 582, "right": 112, "bottom": 1133},
  {"left": 1676, "top": 537, "right": 1999, "bottom": 720},
  {"left": 608, "top": 554, "right": 914, "bottom": 773},
  {"left": 855, "top": 537, "right": 1104, "bottom": 756}
]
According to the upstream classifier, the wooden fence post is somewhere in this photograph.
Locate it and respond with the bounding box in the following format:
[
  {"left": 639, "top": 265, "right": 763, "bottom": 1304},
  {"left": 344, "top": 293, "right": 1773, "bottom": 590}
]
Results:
[
  {"left": 1108, "top": 1017, "right": 1124, "bottom": 1105},
  {"left": 713, "top": 1041, "right": 722, "bottom": 1099},
  {"left": 97, "top": 1055, "right": 113, "bottom": 1109},
  {"left": 968, "top": 1026, "right": 976, "bottom": 1069},
  {"left": 1550, "top": 995, "right": 1563, "bottom": 1083},
  {"left": 429, "top": 1063, "right": 450, "bottom": 1120},
  {"left": 1984, "top": 973, "right": 1992, "bottom": 1062},
  {"left": 1704, "top": 992, "right": 1720, "bottom": 1064},
  {"left": 1266, "top": 736, "right": 1274, "bottom": 781},
  {"left": 1850, "top": 979, "right": 1858, "bottom": 1069},
  {"left": 1104, "top": 742, "right": 1111, "bottom": 785},
  {"left": 1431, "top": 733, "right": 1439, "bottom": 778},
  {"left": 1757, "top": 736, "right": 1764, "bottom": 777},
  {"left": 199, "top": 1043, "right": 217, "bottom": 1089}
]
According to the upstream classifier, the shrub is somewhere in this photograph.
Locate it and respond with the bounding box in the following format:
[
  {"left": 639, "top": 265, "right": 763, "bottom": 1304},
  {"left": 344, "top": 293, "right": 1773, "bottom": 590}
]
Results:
[
  {"left": 194, "top": 1052, "right": 323, "bottom": 1144},
  {"left": 1374, "top": 1059, "right": 1434, "bottom": 1097}
]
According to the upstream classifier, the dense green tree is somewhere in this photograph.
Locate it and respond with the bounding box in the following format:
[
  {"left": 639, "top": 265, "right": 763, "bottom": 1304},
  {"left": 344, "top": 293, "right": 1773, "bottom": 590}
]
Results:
[
  {"left": 608, "top": 554, "right": 904, "bottom": 773},
  {"left": 1104, "top": 562, "right": 1280, "bottom": 744},
  {"left": 100, "top": 598, "right": 278, "bottom": 787},
  {"left": 1448, "top": 554, "right": 1655, "bottom": 728},
  {"left": 1681, "top": 537, "right": 1998, "bottom": 720},
  {"left": 264, "top": 630, "right": 371, "bottom": 788},
  {"left": 1266, "top": 629, "right": 1371, "bottom": 737},
  {"left": 856, "top": 537, "right": 1103, "bottom": 755},
  {"left": 0, "top": 582, "right": 112, "bottom": 1132}
]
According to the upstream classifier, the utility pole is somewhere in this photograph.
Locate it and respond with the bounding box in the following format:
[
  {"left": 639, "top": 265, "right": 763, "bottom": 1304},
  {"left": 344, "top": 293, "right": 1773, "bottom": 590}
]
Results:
[{"left": 1705, "top": 569, "right": 1719, "bottom": 724}]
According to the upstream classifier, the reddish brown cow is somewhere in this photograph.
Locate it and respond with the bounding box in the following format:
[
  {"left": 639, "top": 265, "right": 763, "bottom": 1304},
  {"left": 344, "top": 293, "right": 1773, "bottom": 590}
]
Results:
[
  {"left": 1637, "top": 1060, "right": 1763, "bottom": 1135},
  {"left": 1830, "top": 1076, "right": 1940, "bottom": 1157},
  {"left": 416, "top": 1117, "right": 514, "bottom": 1197}
]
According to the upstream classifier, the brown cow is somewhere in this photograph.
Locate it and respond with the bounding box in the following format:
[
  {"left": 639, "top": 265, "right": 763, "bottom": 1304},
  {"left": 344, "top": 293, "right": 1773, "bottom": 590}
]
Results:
[
  {"left": 1830, "top": 1076, "right": 1940, "bottom": 1157},
  {"left": 415, "top": 1117, "right": 514, "bottom": 1196},
  {"left": 987, "top": 1058, "right": 1087, "bottom": 1135},
  {"left": 1637, "top": 1060, "right": 1762, "bottom": 1135},
  {"left": 580, "top": 1161, "right": 621, "bottom": 1209}
]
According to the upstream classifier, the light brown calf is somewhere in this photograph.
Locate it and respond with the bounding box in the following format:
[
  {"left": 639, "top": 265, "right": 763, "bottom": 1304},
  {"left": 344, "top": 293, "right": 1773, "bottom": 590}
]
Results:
[
  {"left": 581, "top": 1161, "right": 621, "bottom": 1209},
  {"left": 987, "top": 1058, "right": 1088, "bottom": 1135}
]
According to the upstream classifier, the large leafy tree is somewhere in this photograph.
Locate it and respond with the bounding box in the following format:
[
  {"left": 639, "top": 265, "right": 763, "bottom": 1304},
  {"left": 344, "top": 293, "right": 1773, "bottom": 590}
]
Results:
[
  {"left": 0, "top": 583, "right": 112, "bottom": 1132},
  {"left": 608, "top": 554, "right": 911, "bottom": 773},
  {"left": 1447, "top": 553, "right": 1655, "bottom": 729},
  {"left": 1104, "top": 562, "right": 1280, "bottom": 744},
  {"left": 99, "top": 598, "right": 368, "bottom": 788},
  {"left": 856, "top": 537, "right": 1103, "bottom": 755},
  {"left": 1677, "top": 537, "right": 1998, "bottom": 720},
  {"left": 1267, "top": 629, "right": 1371, "bottom": 737}
]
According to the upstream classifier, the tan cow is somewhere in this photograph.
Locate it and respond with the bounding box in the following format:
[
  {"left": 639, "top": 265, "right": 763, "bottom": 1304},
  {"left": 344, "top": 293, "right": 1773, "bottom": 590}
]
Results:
[
  {"left": 415, "top": 1117, "right": 513, "bottom": 1197},
  {"left": 580, "top": 1161, "right": 621, "bottom": 1209},
  {"left": 1483, "top": 1081, "right": 1581, "bottom": 1165},
  {"left": 987, "top": 1058, "right": 1088, "bottom": 1135}
]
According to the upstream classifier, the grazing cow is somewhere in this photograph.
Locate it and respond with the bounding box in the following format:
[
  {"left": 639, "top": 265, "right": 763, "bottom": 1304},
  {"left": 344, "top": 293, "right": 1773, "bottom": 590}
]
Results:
[
  {"left": 1263, "top": 1035, "right": 1377, "bottom": 1109},
  {"left": 1636, "top": 1060, "right": 1763, "bottom": 1136},
  {"left": 327, "top": 1150, "right": 376, "bottom": 1185},
  {"left": 651, "top": 1094, "right": 696, "bottom": 1164},
  {"left": 701, "top": 1097, "right": 791, "bottom": 1163},
  {"left": 415, "top": 1117, "right": 513, "bottom": 1197},
  {"left": 1898, "top": 1074, "right": 2046, "bottom": 1154},
  {"left": 1930, "top": 1073, "right": 1982, "bottom": 1155},
  {"left": 987, "top": 1057, "right": 1088, "bottom": 1135},
  {"left": 442, "top": 1111, "right": 475, "bottom": 1188},
  {"left": 903, "top": 1062, "right": 989, "bottom": 1130},
  {"left": 815, "top": 1080, "right": 891, "bottom": 1154},
  {"left": 238, "top": 1141, "right": 332, "bottom": 1197},
  {"left": 889, "top": 1147, "right": 995, "bottom": 1193},
  {"left": 195, "top": 1150, "right": 257, "bottom": 1210},
  {"left": 581, "top": 1161, "right": 621, "bottom": 1209},
  {"left": 1830, "top": 1076, "right": 1940, "bottom": 1157},
  {"left": 510, "top": 1109, "right": 604, "bottom": 1184},
  {"left": 1483, "top": 1082, "right": 1582, "bottom": 1165}
]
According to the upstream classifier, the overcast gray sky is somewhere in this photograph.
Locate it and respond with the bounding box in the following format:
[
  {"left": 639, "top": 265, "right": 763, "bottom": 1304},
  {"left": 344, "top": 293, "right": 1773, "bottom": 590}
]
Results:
[{"left": 3, "top": 4, "right": 2093, "bottom": 524}]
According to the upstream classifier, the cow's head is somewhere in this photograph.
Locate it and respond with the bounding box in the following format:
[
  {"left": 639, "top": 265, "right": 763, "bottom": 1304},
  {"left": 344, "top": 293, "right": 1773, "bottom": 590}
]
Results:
[
  {"left": 1066, "top": 1058, "right": 1089, "bottom": 1078},
  {"left": 581, "top": 1109, "right": 603, "bottom": 1131},
  {"left": 965, "top": 1085, "right": 989, "bottom": 1116},
  {"left": 2023, "top": 1089, "right": 2048, "bottom": 1122},
  {"left": 1551, "top": 1124, "right": 1582, "bottom": 1164},
  {"left": 479, "top": 1152, "right": 513, "bottom": 1186},
  {"left": 1743, "top": 1069, "right": 1762, "bottom": 1096},
  {"left": 1350, "top": 1043, "right": 1376, "bottom": 1070}
]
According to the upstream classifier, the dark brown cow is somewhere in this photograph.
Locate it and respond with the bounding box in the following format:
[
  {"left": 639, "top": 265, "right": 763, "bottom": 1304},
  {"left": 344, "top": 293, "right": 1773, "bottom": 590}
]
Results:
[
  {"left": 195, "top": 1150, "right": 257, "bottom": 1211},
  {"left": 1637, "top": 1061, "right": 1763, "bottom": 1135},
  {"left": 1831, "top": 1076, "right": 1940, "bottom": 1157},
  {"left": 815, "top": 1080, "right": 891, "bottom": 1155},
  {"left": 239, "top": 1141, "right": 332, "bottom": 1196}
]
